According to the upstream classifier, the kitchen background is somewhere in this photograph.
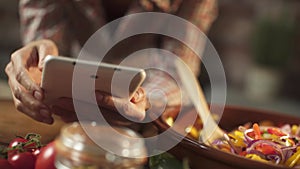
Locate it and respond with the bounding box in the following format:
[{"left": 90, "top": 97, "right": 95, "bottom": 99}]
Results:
[{"left": 0, "top": 0, "right": 299, "bottom": 116}]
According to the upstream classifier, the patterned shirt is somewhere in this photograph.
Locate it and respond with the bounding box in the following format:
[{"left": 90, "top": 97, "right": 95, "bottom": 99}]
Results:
[{"left": 19, "top": 0, "right": 218, "bottom": 106}]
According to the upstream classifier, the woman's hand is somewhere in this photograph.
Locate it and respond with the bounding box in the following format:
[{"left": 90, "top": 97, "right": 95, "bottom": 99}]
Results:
[
  {"left": 51, "top": 87, "right": 149, "bottom": 124},
  {"left": 6, "top": 39, "right": 149, "bottom": 126},
  {"left": 96, "top": 87, "right": 149, "bottom": 121},
  {"left": 5, "top": 39, "right": 58, "bottom": 124}
]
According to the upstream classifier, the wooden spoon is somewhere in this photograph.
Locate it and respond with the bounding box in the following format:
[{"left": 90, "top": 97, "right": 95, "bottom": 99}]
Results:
[{"left": 175, "top": 59, "right": 225, "bottom": 145}]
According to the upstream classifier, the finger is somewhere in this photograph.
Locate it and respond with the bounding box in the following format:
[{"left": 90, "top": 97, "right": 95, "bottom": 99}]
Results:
[
  {"left": 13, "top": 97, "right": 53, "bottom": 124},
  {"left": 130, "top": 87, "right": 150, "bottom": 113},
  {"left": 51, "top": 106, "right": 77, "bottom": 123},
  {"left": 130, "top": 87, "right": 146, "bottom": 103},
  {"left": 96, "top": 92, "right": 145, "bottom": 121},
  {"left": 15, "top": 67, "right": 42, "bottom": 99},
  {"left": 8, "top": 64, "right": 47, "bottom": 111},
  {"left": 96, "top": 92, "right": 120, "bottom": 112},
  {"left": 10, "top": 51, "right": 43, "bottom": 99},
  {"left": 37, "top": 39, "right": 58, "bottom": 70},
  {"left": 11, "top": 39, "right": 59, "bottom": 97},
  {"left": 16, "top": 98, "right": 52, "bottom": 124},
  {"left": 8, "top": 68, "right": 53, "bottom": 124},
  {"left": 118, "top": 99, "right": 146, "bottom": 121},
  {"left": 6, "top": 63, "right": 41, "bottom": 118}
]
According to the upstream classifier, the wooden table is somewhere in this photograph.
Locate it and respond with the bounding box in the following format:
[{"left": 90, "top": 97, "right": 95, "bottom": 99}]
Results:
[{"left": 0, "top": 99, "right": 67, "bottom": 144}]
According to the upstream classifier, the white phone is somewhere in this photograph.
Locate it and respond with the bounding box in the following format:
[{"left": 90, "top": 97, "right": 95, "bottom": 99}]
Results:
[{"left": 41, "top": 55, "right": 146, "bottom": 105}]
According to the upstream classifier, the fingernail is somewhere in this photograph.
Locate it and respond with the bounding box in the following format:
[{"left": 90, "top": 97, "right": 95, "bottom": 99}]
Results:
[
  {"left": 132, "top": 92, "right": 140, "bottom": 102},
  {"left": 40, "top": 109, "right": 50, "bottom": 118},
  {"left": 34, "top": 91, "right": 43, "bottom": 100}
]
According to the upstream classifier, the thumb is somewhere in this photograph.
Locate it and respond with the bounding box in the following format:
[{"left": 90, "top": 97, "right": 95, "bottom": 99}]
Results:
[
  {"left": 131, "top": 87, "right": 146, "bottom": 103},
  {"left": 37, "top": 40, "right": 59, "bottom": 70}
]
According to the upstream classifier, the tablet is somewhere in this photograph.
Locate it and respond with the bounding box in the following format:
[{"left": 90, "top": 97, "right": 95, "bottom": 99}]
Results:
[{"left": 41, "top": 55, "right": 146, "bottom": 105}]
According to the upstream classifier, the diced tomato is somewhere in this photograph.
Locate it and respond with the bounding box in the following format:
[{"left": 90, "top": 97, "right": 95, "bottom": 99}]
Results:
[{"left": 267, "top": 128, "right": 286, "bottom": 137}]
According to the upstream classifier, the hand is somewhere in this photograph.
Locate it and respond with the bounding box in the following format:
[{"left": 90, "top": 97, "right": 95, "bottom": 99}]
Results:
[
  {"left": 5, "top": 39, "right": 58, "bottom": 124},
  {"left": 51, "top": 87, "right": 149, "bottom": 124},
  {"left": 96, "top": 87, "right": 149, "bottom": 121}
]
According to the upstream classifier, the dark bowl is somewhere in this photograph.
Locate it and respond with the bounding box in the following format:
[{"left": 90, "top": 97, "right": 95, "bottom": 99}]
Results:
[{"left": 151, "top": 105, "right": 300, "bottom": 169}]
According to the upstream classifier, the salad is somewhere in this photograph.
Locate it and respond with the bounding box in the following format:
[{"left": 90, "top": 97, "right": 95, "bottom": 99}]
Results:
[{"left": 212, "top": 122, "right": 300, "bottom": 168}]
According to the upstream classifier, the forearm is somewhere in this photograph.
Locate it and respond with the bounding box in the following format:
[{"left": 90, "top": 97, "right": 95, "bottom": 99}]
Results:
[
  {"left": 162, "top": 0, "right": 218, "bottom": 75},
  {"left": 143, "top": 0, "right": 218, "bottom": 107},
  {"left": 19, "top": 0, "right": 72, "bottom": 55}
]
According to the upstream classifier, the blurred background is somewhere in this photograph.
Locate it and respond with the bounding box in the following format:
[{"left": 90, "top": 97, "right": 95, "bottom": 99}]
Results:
[{"left": 0, "top": 0, "right": 299, "bottom": 116}]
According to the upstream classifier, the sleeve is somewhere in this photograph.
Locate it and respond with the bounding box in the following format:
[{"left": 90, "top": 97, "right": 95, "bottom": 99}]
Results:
[
  {"left": 19, "top": 0, "right": 73, "bottom": 55},
  {"left": 139, "top": 0, "right": 219, "bottom": 107},
  {"left": 162, "top": 0, "right": 218, "bottom": 75}
]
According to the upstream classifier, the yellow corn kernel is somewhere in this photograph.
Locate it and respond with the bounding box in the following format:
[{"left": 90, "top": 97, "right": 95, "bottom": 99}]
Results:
[
  {"left": 234, "top": 130, "right": 244, "bottom": 138},
  {"left": 292, "top": 125, "right": 298, "bottom": 135},
  {"left": 228, "top": 133, "right": 246, "bottom": 147},
  {"left": 245, "top": 154, "right": 269, "bottom": 163},
  {"left": 165, "top": 117, "right": 174, "bottom": 126},
  {"left": 185, "top": 125, "right": 199, "bottom": 139}
]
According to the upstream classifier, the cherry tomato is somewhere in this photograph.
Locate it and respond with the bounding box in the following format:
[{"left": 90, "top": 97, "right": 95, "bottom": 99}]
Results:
[
  {"left": 8, "top": 136, "right": 39, "bottom": 158},
  {"left": 35, "top": 142, "right": 56, "bottom": 169},
  {"left": 8, "top": 138, "right": 28, "bottom": 148},
  {"left": 8, "top": 152, "right": 36, "bottom": 169},
  {"left": 0, "top": 158, "right": 15, "bottom": 169},
  {"left": 7, "top": 138, "right": 28, "bottom": 158},
  {"left": 32, "top": 149, "right": 41, "bottom": 157}
]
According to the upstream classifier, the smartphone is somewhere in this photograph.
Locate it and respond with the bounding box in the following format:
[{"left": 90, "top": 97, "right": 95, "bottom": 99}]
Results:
[{"left": 41, "top": 55, "right": 146, "bottom": 105}]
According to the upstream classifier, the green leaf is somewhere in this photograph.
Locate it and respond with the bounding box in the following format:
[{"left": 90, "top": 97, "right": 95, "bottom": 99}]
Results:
[{"left": 149, "top": 152, "right": 190, "bottom": 169}]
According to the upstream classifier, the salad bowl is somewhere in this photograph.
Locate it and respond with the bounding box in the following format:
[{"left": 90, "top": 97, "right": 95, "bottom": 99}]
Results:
[{"left": 151, "top": 105, "right": 300, "bottom": 169}]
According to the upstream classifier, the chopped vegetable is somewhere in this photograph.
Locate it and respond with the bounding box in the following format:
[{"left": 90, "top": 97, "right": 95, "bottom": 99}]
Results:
[
  {"left": 0, "top": 133, "right": 57, "bottom": 169},
  {"left": 212, "top": 122, "right": 300, "bottom": 168},
  {"left": 285, "top": 148, "right": 300, "bottom": 167},
  {"left": 166, "top": 117, "right": 174, "bottom": 126},
  {"left": 253, "top": 123, "right": 262, "bottom": 140},
  {"left": 149, "top": 152, "right": 190, "bottom": 169},
  {"left": 245, "top": 154, "right": 269, "bottom": 163},
  {"left": 185, "top": 126, "right": 199, "bottom": 139}
]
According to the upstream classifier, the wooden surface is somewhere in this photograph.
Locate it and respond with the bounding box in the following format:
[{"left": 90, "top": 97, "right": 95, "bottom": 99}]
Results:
[{"left": 0, "top": 100, "right": 67, "bottom": 144}]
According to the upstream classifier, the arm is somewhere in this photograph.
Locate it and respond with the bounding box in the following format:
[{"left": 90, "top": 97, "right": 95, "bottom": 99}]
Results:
[
  {"left": 5, "top": 0, "right": 70, "bottom": 124},
  {"left": 13, "top": 0, "right": 148, "bottom": 124},
  {"left": 162, "top": 0, "right": 218, "bottom": 75},
  {"left": 19, "top": 0, "right": 72, "bottom": 55},
  {"left": 159, "top": 0, "right": 218, "bottom": 105},
  {"left": 139, "top": 0, "right": 218, "bottom": 107},
  {"left": 5, "top": 39, "right": 58, "bottom": 124}
]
